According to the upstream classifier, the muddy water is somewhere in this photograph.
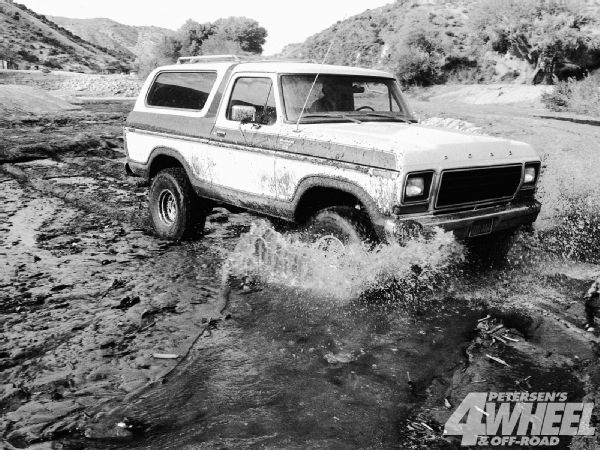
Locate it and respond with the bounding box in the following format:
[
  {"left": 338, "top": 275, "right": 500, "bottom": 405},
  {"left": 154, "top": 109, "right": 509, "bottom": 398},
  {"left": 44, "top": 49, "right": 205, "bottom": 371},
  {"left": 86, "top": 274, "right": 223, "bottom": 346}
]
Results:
[
  {"left": 83, "top": 223, "right": 592, "bottom": 449},
  {"left": 93, "top": 287, "right": 481, "bottom": 449}
]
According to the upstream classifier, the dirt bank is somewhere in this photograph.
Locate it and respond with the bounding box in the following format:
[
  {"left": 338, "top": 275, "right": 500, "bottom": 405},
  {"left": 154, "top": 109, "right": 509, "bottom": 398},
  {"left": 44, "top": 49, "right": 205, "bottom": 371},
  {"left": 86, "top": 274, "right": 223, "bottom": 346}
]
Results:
[
  {"left": 0, "top": 70, "right": 141, "bottom": 98},
  {"left": 0, "top": 85, "right": 80, "bottom": 116},
  {"left": 413, "top": 84, "right": 553, "bottom": 106}
]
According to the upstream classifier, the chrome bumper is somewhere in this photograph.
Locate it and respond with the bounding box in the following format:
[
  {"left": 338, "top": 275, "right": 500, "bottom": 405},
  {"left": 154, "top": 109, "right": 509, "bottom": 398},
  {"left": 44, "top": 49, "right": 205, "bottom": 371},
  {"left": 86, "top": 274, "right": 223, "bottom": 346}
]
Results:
[{"left": 379, "top": 201, "right": 541, "bottom": 242}]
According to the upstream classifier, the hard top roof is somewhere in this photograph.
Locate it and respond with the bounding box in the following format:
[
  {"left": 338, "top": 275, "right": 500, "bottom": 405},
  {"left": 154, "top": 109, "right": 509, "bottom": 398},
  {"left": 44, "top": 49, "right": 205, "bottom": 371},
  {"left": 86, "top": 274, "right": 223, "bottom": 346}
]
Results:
[{"left": 156, "top": 56, "right": 394, "bottom": 78}]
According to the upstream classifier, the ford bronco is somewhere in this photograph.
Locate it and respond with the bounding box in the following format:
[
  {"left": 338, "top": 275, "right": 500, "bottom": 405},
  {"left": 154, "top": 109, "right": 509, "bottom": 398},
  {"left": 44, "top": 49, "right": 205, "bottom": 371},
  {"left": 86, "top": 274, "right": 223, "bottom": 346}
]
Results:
[{"left": 124, "top": 55, "right": 541, "bottom": 257}]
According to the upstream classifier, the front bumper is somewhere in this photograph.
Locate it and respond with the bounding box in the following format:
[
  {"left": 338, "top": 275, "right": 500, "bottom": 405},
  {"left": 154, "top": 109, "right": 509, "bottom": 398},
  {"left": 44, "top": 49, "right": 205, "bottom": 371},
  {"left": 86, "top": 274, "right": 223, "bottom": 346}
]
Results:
[{"left": 378, "top": 201, "right": 541, "bottom": 242}]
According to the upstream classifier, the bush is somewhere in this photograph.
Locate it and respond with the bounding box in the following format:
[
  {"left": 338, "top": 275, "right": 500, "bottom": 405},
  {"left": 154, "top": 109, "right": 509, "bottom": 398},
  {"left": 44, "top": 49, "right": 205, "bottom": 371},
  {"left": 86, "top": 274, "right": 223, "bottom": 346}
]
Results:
[
  {"left": 470, "top": 0, "right": 600, "bottom": 84},
  {"left": 17, "top": 49, "right": 39, "bottom": 63},
  {"left": 387, "top": 10, "right": 447, "bottom": 86},
  {"left": 43, "top": 58, "right": 63, "bottom": 69},
  {"left": 539, "top": 189, "right": 600, "bottom": 263},
  {"left": 541, "top": 74, "right": 600, "bottom": 115},
  {"left": 135, "top": 36, "right": 181, "bottom": 79},
  {"left": 393, "top": 46, "right": 443, "bottom": 86}
]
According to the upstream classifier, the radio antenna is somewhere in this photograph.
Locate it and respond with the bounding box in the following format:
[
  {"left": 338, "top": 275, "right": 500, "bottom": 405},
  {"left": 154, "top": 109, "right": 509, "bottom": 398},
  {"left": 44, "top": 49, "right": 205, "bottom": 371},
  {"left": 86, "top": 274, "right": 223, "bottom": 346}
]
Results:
[{"left": 294, "top": 36, "right": 337, "bottom": 132}]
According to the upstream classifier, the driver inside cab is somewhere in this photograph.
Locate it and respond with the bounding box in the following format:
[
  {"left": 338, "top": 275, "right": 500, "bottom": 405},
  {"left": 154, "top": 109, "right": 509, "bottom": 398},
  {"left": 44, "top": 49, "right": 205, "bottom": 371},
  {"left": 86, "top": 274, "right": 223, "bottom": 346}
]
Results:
[{"left": 309, "top": 78, "right": 353, "bottom": 113}]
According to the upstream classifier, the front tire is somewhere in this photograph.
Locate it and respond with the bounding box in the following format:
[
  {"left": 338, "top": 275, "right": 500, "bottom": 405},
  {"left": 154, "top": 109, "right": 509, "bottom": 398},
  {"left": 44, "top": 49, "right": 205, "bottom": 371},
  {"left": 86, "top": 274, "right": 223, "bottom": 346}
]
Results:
[
  {"left": 148, "top": 167, "right": 209, "bottom": 240},
  {"left": 305, "top": 206, "right": 376, "bottom": 248}
]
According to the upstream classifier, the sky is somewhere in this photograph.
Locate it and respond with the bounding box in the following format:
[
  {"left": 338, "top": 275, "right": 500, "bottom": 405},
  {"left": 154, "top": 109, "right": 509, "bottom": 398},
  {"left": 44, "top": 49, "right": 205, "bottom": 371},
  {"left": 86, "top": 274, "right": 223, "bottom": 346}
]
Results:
[{"left": 17, "top": 0, "right": 393, "bottom": 55}]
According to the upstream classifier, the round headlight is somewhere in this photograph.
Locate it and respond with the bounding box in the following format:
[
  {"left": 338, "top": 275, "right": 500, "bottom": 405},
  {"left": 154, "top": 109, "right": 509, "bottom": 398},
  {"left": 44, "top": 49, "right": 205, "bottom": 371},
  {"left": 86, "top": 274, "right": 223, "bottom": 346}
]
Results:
[
  {"left": 524, "top": 167, "right": 536, "bottom": 184},
  {"left": 405, "top": 177, "right": 425, "bottom": 197}
]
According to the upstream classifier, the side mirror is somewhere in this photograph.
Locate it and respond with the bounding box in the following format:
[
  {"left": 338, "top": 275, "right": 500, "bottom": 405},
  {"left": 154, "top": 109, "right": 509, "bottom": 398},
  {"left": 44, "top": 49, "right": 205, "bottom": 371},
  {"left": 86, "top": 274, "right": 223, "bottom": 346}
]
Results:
[{"left": 231, "top": 105, "right": 256, "bottom": 123}]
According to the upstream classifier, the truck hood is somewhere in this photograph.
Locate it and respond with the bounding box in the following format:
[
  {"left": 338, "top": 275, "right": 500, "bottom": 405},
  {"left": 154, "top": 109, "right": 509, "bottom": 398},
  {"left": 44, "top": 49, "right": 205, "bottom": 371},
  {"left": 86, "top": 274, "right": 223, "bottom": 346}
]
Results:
[{"left": 283, "top": 121, "right": 539, "bottom": 170}]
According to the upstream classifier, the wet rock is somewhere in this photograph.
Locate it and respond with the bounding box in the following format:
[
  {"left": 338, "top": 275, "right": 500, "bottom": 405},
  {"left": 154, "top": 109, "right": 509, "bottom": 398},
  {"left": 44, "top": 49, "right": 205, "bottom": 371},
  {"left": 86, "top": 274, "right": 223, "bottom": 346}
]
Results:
[
  {"left": 20, "top": 442, "right": 61, "bottom": 450},
  {"left": 84, "top": 423, "right": 133, "bottom": 440},
  {"left": 0, "top": 384, "right": 30, "bottom": 410},
  {"left": 51, "top": 302, "right": 69, "bottom": 309},
  {"left": 5, "top": 422, "right": 46, "bottom": 447},
  {"left": 149, "top": 292, "right": 178, "bottom": 311},
  {"left": 112, "top": 296, "right": 140, "bottom": 311},
  {"left": 87, "top": 366, "right": 118, "bottom": 382},
  {"left": 132, "top": 356, "right": 153, "bottom": 370},
  {"left": 50, "top": 284, "right": 72, "bottom": 292},
  {"left": 99, "top": 338, "right": 116, "bottom": 349},
  {"left": 118, "top": 379, "right": 148, "bottom": 394},
  {"left": 324, "top": 352, "right": 355, "bottom": 364},
  {"left": 152, "top": 353, "right": 179, "bottom": 360},
  {"left": 5, "top": 399, "right": 81, "bottom": 425},
  {"left": 116, "top": 416, "right": 149, "bottom": 434},
  {"left": 71, "top": 381, "right": 113, "bottom": 397},
  {"left": 208, "top": 212, "right": 229, "bottom": 223}
]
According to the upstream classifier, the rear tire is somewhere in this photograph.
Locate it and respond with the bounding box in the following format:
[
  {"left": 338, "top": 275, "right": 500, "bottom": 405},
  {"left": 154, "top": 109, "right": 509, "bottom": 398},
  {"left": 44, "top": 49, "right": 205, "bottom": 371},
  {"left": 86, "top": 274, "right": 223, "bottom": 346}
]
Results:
[
  {"left": 149, "top": 167, "right": 210, "bottom": 240},
  {"left": 305, "top": 206, "right": 376, "bottom": 248},
  {"left": 466, "top": 229, "right": 517, "bottom": 269}
]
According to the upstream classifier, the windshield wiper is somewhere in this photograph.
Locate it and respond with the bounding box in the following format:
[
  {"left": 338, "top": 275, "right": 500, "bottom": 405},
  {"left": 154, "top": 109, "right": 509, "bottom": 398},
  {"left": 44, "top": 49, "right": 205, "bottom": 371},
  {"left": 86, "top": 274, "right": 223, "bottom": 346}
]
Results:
[
  {"left": 360, "top": 112, "right": 415, "bottom": 123},
  {"left": 301, "top": 113, "right": 362, "bottom": 124}
]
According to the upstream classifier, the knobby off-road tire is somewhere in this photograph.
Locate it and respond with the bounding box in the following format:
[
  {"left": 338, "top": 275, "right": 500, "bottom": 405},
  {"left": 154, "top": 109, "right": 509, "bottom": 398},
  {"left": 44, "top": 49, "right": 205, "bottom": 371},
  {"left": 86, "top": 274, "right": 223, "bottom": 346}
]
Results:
[
  {"left": 149, "top": 167, "right": 209, "bottom": 241},
  {"left": 466, "top": 229, "right": 517, "bottom": 269},
  {"left": 305, "top": 206, "right": 377, "bottom": 248}
]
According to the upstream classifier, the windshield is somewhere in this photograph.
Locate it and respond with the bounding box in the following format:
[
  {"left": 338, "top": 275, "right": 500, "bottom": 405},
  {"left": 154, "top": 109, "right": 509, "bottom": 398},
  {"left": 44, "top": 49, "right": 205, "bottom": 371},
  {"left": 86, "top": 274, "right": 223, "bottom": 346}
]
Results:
[{"left": 281, "top": 74, "right": 412, "bottom": 123}]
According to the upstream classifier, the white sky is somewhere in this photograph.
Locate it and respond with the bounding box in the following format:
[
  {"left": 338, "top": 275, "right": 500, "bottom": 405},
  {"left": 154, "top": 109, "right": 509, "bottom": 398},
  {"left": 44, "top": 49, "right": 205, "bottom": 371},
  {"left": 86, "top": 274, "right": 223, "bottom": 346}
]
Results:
[{"left": 17, "top": 0, "right": 392, "bottom": 55}]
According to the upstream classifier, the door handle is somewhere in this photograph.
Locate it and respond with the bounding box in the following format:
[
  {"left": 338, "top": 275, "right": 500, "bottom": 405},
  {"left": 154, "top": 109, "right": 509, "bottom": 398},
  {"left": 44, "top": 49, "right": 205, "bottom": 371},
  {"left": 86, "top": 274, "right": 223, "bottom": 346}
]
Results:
[{"left": 215, "top": 131, "right": 226, "bottom": 138}]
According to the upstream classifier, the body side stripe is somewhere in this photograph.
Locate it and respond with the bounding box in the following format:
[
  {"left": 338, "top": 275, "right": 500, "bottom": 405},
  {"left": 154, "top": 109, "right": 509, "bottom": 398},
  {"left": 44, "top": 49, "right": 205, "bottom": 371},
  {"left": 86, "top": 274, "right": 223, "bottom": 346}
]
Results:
[{"left": 125, "top": 125, "right": 398, "bottom": 171}]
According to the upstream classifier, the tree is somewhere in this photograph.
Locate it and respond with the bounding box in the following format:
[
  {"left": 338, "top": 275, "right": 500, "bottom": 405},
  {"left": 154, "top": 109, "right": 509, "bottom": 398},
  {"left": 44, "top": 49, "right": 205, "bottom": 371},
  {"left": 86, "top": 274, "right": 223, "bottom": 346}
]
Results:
[
  {"left": 212, "top": 17, "right": 267, "bottom": 54},
  {"left": 135, "top": 36, "right": 181, "bottom": 78},
  {"left": 177, "top": 20, "right": 216, "bottom": 56},
  {"left": 175, "top": 16, "right": 267, "bottom": 57},
  {"left": 470, "top": 0, "right": 600, "bottom": 84},
  {"left": 0, "top": 44, "right": 18, "bottom": 61},
  {"left": 197, "top": 32, "right": 244, "bottom": 55},
  {"left": 385, "top": 10, "right": 447, "bottom": 86}
]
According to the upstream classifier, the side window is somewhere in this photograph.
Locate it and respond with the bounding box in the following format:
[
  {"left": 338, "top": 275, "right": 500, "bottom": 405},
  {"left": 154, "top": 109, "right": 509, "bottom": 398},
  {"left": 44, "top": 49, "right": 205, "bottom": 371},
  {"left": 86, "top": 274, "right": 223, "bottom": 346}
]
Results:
[
  {"left": 146, "top": 71, "right": 217, "bottom": 111},
  {"left": 227, "top": 77, "right": 277, "bottom": 125}
]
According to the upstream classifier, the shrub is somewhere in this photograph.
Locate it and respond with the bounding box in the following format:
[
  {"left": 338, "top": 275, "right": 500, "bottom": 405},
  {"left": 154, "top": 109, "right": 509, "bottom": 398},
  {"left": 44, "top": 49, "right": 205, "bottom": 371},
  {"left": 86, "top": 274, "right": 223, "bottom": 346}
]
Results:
[
  {"left": 393, "top": 46, "right": 443, "bottom": 86},
  {"left": 470, "top": 0, "right": 600, "bottom": 84},
  {"left": 541, "top": 74, "right": 600, "bottom": 115},
  {"left": 539, "top": 189, "right": 600, "bottom": 263},
  {"left": 387, "top": 10, "right": 447, "bottom": 86},
  {"left": 135, "top": 36, "right": 181, "bottom": 79},
  {"left": 43, "top": 58, "right": 62, "bottom": 69},
  {"left": 17, "top": 49, "right": 39, "bottom": 63}
]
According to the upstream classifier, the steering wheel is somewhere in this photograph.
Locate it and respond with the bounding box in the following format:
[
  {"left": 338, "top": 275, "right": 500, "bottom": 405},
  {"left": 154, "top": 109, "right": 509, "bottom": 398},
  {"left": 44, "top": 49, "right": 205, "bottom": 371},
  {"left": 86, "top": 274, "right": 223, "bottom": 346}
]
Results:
[{"left": 355, "top": 106, "right": 375, "bottom": 112}]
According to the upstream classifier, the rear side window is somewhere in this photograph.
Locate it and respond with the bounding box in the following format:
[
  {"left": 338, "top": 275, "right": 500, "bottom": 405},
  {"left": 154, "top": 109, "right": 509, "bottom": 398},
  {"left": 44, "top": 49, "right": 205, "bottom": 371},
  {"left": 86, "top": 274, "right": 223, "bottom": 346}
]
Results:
[{"left": 146, "top": 71, "right": 217, "bottom": 111}]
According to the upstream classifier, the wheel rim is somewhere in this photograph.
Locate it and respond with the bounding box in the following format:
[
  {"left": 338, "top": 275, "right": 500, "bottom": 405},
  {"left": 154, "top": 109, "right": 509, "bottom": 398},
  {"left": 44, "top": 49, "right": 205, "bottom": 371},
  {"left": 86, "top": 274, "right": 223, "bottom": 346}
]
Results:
[
  {"left": 314, "top": 234, "right": 345, "bottom": 252},
  {"left": 158, "top": 189, "right": 177, "bottom": 225}
]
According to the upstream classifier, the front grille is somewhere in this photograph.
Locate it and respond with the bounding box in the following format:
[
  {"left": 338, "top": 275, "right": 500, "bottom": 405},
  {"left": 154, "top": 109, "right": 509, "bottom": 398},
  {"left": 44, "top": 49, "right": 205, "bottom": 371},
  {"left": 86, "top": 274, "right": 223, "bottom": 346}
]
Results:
[{"left": 436, "top": 165, "right": 522, "bottom": 209}]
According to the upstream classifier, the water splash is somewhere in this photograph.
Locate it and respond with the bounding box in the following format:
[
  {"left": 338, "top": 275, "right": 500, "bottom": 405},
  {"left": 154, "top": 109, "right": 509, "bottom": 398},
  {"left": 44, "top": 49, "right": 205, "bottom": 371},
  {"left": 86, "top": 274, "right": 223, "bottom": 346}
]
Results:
[{"left": 225, "top": 220, "right": 465, "bottom": 306}]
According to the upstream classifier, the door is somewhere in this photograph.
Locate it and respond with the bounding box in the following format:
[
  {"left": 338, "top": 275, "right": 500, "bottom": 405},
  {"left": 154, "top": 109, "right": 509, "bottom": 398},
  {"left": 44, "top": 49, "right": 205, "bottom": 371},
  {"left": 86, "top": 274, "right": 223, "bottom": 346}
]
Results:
[{"left": 204, "top": 74, "right": 280, "bottom": 201}]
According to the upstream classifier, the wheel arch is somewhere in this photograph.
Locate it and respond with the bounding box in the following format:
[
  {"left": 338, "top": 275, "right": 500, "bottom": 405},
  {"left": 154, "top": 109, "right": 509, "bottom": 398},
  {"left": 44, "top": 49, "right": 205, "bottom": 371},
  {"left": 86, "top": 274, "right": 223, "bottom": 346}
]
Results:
[
  {"left": 292, "top": 176, "right": 381, "bottom": 225},
  {"left": 147, "top": 147, "right": 193, "bottom": 181}
]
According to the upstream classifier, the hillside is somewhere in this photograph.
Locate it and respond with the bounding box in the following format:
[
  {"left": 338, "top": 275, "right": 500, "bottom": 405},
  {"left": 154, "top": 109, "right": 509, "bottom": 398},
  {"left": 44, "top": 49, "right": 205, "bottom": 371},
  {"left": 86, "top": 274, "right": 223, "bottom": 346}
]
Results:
[
  {"left": 281, "top": 0, "right": 600, "bottom": 85},
  {"left": 281, "top": 1, "right": 475, "bottom": 72},
  {"left": 48, "top": 16, "right": 175, "bottom": 65},
  {"left": 0, "top": 0, "right": 128, "bottom": 72}
]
